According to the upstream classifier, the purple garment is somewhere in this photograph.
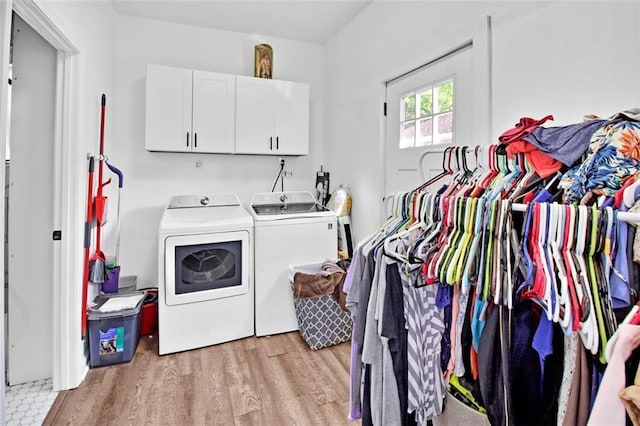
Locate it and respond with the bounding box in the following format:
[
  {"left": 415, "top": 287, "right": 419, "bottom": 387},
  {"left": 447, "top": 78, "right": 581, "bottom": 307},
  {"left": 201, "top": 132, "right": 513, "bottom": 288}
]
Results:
[
  {"left": 610, "top": 203, "right": 631, "bottom": 308},
  {"left": 523, "top": 119, "right": 609, "bottom": 167},
  {"left": 348, "top": 315, "right": 361, "bottom": 420},
  {"left": 601, "top": 197, "right": 615, "bottom": 208},
  {"left": 532, "top": 314, "right": 554, "bottom": 393},
  {"left": 435, "top": 283, "right": 452, "bottom": 308}
]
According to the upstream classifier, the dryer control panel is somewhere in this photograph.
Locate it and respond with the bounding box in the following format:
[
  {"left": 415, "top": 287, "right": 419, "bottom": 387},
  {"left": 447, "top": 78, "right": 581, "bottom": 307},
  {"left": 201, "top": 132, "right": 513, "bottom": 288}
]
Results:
[{"left": 168, "top": 194, "right": 240, "bottom": 209}]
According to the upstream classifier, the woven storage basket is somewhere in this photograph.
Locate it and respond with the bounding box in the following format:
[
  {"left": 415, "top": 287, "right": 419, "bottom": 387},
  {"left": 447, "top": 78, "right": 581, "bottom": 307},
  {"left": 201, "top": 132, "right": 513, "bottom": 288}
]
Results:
[
  {"left": 290, "top": 262, "right": 352, "bottom": 350},
  {"left": 293, "top": 293, "right": 351, "bottom": 350}
]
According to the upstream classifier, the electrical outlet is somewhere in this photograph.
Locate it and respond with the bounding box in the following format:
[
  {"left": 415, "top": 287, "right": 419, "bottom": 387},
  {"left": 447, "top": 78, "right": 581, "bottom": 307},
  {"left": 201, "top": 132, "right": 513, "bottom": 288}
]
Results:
[
  {"left": 195, "top": 160, "right": 204, "bottom": 170},
  {"left": 284, "top": 170, "right": 293, "bottom": 178}
]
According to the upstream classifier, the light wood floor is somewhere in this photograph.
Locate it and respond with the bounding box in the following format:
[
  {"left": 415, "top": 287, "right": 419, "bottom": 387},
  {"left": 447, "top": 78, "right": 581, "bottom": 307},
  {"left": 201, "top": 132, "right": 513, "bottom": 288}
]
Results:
[{"left": 44, "top": 332, "right": 357, "bottom": 425}]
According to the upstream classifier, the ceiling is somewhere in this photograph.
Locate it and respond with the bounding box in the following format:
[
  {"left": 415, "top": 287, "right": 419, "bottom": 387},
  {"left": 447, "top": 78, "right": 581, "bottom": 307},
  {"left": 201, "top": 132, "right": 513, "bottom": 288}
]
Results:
[{"left": 111, "top": 0, "right": 372, "bottom": 44}]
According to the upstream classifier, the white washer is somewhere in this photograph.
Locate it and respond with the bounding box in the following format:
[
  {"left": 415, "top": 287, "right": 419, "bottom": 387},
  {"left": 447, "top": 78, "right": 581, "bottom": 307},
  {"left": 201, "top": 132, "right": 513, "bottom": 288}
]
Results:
[
  {"left": 157, "top": 194, "right": 254, "bottom": 355},
  {"left": 250, "top": 191, "right": 337, "bottom": 336}
]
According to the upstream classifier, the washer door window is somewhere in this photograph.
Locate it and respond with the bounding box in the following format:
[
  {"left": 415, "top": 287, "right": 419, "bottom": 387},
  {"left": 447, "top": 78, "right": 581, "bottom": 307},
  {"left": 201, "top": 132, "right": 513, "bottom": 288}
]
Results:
[{"left": 164, "top": 230, "right": 250, "bottom": 306}]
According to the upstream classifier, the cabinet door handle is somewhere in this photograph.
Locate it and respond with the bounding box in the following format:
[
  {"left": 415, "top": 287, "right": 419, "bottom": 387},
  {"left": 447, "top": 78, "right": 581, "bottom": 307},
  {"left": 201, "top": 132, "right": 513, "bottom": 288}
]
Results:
[
  {"left": 186, "top": 132, "right": 190, "bottom": 148},
  {"left": 270, "top": 136, "right": 273, "bottom": 150},
  {"left": 276, "top": 136, "right": 279, "bottom": 150},
  {"left": 194, "top": 133, "right": 197, "bottom": 148}
]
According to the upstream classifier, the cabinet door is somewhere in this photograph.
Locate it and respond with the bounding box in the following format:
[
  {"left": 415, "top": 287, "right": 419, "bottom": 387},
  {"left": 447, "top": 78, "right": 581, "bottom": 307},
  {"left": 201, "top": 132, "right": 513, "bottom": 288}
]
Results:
[
  {"left": 274, "top": 80, "right": 309, "bottom": 155},
  {"left": 192, "top": 71, "right": 236, "bottom": 153},
  {"left": 235, "top": 76, "right": 276, "bottom": 154},
  {"left": 145, "top": 64, "right": 193, "bottom": 152}
]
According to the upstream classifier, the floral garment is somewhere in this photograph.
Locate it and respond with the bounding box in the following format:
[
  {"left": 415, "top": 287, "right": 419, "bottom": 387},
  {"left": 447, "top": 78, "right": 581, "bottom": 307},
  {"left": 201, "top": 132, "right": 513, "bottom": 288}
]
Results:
[{"left": 560, "top": 120, "right": 640, "bottom": 202}]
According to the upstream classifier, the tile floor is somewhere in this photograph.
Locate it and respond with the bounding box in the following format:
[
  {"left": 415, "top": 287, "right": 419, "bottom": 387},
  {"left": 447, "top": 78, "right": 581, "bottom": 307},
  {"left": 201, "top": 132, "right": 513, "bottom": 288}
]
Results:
[{"left": 4, "top": 378, "right": 58, "bottom": 425}]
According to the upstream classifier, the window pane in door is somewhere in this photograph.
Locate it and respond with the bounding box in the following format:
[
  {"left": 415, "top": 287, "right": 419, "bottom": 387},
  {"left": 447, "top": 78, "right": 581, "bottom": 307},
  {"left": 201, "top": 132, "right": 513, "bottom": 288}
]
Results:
[
  {"left": 402, "top": 95, "right": 415, "bottom": 120},
  {"left": 434, "top": 112, "right": 453, "bottom": 145},
  {"left": 400, "top": 121, "right": 415, "bottom": 148},
  {"left": 436, "top": 80, "right": 453, "bottom": 113},
  {"left": 417, "top": 117, "right": 433, "bottom": 146},
  {"left": 418, "top": 88, "right": 433, "bottom": 117}
]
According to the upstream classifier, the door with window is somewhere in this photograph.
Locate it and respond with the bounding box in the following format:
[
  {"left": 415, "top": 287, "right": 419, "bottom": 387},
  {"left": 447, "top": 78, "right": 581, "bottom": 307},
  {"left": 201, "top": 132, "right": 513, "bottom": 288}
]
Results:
[{"left": 385, "top": 46, "right": 473, "bottom": 196}]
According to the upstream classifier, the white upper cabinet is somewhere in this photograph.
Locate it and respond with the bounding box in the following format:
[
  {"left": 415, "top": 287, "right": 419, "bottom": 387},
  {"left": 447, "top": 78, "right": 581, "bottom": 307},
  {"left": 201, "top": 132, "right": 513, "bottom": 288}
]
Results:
[
  {"left": 235, "top": 76, "right": 309, "bottom": 156},
  {"left": 145, "top": 64, "right": 235, "bottom": 153}
]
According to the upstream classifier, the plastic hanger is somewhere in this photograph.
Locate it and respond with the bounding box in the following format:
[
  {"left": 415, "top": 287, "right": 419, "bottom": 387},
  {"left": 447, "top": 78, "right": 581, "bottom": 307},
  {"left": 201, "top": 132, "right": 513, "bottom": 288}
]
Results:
[
  {"left": 545, "top": 203, "right": 562, "bottom": 325},
  {"left": 416, "top": 146, "right": 456, "bottom": 192},
  {"left": 425, "top": 196, "right": 453, "bottom": 284},
  {"left": 537, "top": 203, "right": 555, "bottom": 321},
  {"left": 448, "top": 197, "right": 477, "bottom": 286},
  {"left": 550, "top": 203, "right": 572, "bottom": 333},
  {"left": 504, "top": 200, "right": 514, "bottom": 309},
  {"left": 481, "top": 199, "right": 499, "bottom": 301},
  {"left": 587, "top": 206, "right": 609, "bottom": 363},
  {"left": 574, "top": 205, "right": 598, "bottom": 354},
  {"left": 493, "top": 200, "right": 508, "bottom": 305},
  {"left": 561, "top": 205, "right": 580, "bottom": 332},
  {"left": 461, "top": 197, "right": 486, "bottom": 295},
  {"left": 440, "top": 197, "right": 468, "bottom": 284}
]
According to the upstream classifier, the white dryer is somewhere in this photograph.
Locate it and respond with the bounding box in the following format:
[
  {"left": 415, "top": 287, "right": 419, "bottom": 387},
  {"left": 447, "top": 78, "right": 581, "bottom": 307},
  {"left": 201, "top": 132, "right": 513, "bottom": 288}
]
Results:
[
  {"left": 250, "top": 191, "right": 337, "bottom": 336},
  {"left": 157, "top": 194, "right": 254, "bottom": 355}
]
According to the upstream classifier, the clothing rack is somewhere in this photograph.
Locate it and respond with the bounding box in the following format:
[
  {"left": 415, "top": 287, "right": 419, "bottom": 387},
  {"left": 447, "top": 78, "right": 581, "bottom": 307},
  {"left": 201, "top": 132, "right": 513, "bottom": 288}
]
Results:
[
  {"left": 415, "top": 144, "right": 640, "bottom": 224},
  {"left": 382, "top": 194, "right": 640, "bottom": 224},
  {"left": 359, "top": 120, "right": 640, "bottom": 425}
]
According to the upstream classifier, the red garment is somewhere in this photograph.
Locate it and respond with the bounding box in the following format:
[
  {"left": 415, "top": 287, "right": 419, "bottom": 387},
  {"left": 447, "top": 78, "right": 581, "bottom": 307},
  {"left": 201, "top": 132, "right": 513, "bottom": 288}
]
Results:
[
  {"left": 505, "top": 140, "right": 563, "bottom": 178},
  {"left": 469, "top": 286, "right": 479, "bottom": 380},
  {"left": 614, "top": 178, "right": 635, "bottom": 209},
  {"left": 522, "top": 203, "right": 547, "bottom": 301},
  {"left": 471, "top": 345, "right": 479, "bottom": 380},
  {"left": 523, "top": 190, "right": 537, "bottom": 204},
  {"left": 499, "top": 114, "right": 554, "bottom": 144}
]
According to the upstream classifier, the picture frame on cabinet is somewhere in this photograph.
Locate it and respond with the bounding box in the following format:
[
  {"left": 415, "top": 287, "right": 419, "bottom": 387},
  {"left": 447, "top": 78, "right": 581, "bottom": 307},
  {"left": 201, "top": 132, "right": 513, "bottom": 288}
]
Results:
[{"left": 254, "top": 43, "right": 273, "bottom": 79}]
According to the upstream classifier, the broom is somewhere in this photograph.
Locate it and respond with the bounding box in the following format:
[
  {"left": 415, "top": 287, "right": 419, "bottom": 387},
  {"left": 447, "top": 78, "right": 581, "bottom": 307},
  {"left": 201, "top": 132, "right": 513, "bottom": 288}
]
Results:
[{"left": 89, "top": 94, "right": 108, "bottom": 284}]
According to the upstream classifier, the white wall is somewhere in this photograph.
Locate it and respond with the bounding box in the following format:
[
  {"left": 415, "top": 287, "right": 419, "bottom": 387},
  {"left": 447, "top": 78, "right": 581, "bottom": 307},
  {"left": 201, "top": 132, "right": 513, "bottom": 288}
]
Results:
[
  {"left": 324, "top": 1, "right": 640, "bottom": 243},
  {"left": 112, "top": 15, "right": 325, "bottom": 288},
  {"left": 491, "top": 2, "right": 640, "bottom": 130}
]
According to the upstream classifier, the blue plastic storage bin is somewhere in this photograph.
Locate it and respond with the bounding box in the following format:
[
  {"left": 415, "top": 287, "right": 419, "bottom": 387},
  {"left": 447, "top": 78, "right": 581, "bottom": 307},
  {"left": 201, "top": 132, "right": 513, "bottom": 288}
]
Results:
[{"left": 88, "top": 292, "right": 144, "bottom": 368}]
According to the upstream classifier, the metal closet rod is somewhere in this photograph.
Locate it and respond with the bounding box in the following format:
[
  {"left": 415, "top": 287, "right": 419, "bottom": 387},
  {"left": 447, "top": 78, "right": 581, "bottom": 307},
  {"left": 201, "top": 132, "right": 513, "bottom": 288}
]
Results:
[
  {"left": 511, "top": 202, "right": 640, "bottom": 224},
  {"left": 418, "top": 146, "right": 465, "bottom": 182}
]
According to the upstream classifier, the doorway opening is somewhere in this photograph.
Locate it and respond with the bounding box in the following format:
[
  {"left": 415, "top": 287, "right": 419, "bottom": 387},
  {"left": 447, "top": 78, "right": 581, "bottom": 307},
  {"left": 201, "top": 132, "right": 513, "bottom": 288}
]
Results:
[
  {"left": 1, "top": 0, "right": 84, "bottom": 405},
  {"left": 3, "top": 11, "right": 59, "bottom": 424}
]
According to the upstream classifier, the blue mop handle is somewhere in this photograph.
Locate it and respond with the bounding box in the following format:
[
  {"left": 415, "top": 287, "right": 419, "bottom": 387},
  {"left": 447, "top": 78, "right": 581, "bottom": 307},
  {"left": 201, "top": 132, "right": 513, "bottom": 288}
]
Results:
[
  {"left": 105, "top": 161, "right": 123, "bottom": 265},
  {"left": 106, "top": 161, "right": 123, "bottom": 188}
]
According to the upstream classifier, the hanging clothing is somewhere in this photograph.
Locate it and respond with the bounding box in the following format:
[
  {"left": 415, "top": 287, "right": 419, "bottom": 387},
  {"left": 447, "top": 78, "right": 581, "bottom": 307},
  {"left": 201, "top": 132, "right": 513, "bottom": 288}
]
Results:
[
  {"left": 349, "top": 137, "right": 640, "bottom": 426},
  {"left": 504, "top": 140, "right": 563, "bottom": 178},
  {"left": 560, "top": 120, "right": 640, "bottom": 202},
  {"left": 562, "top": 337, "right": 592, "bottom": 426},
  {"left": 523, "top": 119, "right": 608, "bottom": 167},
  {"left": 589, "top": 324, "right": 640, "bottom": 425},
  {"left": 498, "top": 114, "right": 555, "bottom": 144}
]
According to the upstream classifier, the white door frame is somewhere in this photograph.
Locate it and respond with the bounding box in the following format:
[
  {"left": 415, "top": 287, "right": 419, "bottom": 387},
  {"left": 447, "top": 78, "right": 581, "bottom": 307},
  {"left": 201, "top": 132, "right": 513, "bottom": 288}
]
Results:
[
  {"left": 1, "top": 0, "right": 83, "bottom": 394},
  {"left": 0, "top": 2, "right": 11, "bottom": 422}
]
